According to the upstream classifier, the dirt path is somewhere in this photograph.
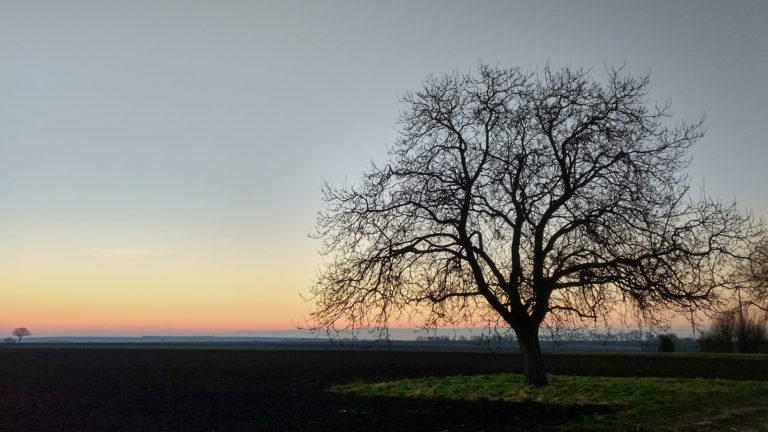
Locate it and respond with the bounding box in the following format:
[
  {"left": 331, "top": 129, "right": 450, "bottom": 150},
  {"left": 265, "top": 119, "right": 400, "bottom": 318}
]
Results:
[{"left": 662, "top": 402, "right": 768, "bottom": 432}]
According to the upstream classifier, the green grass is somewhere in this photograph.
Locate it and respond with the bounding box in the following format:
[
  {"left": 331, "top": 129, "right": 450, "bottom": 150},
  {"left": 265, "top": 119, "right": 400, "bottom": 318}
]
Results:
[
  {"left": 330, "top": 374, "right": 768, "bottom": 430},
  {"left": 546, "top": 350, "right": 768, "bottom": 360}
]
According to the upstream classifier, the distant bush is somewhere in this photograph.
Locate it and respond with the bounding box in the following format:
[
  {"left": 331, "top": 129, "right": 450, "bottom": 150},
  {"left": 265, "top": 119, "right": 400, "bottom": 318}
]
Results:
[
  {"left": 2, "top": 337, "right": 16, "bottom": 344},
  {"left": 698, "top": 333, "right": 731, "bottom": 353},
  {"left": 657, "top": 334, "right": 675, "bottom": 352}
]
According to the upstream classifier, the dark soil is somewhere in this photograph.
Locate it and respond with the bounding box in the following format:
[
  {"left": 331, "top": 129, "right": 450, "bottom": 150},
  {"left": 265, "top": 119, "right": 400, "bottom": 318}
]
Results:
[{"left": 0, "top": 347, "right": 765, "bottom": 431}]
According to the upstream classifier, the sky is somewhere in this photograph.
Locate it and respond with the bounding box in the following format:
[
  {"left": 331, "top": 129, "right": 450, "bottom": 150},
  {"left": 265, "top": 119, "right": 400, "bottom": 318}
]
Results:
[{"left": 1, "top": 1, "right": 766, "bottom": 337}]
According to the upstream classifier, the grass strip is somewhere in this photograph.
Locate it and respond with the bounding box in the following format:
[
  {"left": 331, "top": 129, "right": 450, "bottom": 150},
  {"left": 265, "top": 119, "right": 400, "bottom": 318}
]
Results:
[{"left": 330, "top": 374, "right": 768, "bottom": 430}]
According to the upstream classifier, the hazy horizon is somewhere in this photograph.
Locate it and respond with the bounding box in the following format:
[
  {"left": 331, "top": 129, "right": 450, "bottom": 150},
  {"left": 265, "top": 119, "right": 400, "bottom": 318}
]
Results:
[
  {"left": 18, "top": 325, "right": 701, "bottom": 341},
  {"left": 2, "top": 1, "right": 767, "bottom": 337}
]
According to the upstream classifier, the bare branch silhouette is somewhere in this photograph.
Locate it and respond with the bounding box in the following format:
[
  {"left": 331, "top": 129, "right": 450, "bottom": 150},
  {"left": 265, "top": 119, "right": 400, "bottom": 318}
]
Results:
[{"left": 308, "top": 65, "right": 760, "bottom": 386}]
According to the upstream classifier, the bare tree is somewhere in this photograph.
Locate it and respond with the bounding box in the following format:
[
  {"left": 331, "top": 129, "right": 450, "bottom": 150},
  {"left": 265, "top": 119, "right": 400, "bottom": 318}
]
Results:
[
  {"left": 699, "top": 310, "right": 737, "bottom": 352},
  {"left": 735, "top": 307, "right": 767, "bottom": 353},
  {"left": 309, "top": 65, "right": 758, "bottom": 386},
  {"left": 12, "top": 327, "right": 31, "bottom": 343},
  {"left": 742, "top": 235, "right": 768, "bottom": 313},
  {"left": 700, "top": 307, "right": 767, "bottom": 353}
]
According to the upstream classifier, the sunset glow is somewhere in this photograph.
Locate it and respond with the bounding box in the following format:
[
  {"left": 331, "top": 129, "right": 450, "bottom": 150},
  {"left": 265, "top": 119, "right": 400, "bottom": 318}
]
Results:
[
  {"left": 1, "top": 247, "right": 316, "bottom": 335},
  {"left": 2, "top": 1, "right": 766, "bottom": 337}
]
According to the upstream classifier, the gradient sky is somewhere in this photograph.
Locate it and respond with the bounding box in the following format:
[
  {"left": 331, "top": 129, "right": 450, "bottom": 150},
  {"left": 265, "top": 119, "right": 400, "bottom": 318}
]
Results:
[{"left": 1, "top": 1, "right": 766, "bottom": 336}]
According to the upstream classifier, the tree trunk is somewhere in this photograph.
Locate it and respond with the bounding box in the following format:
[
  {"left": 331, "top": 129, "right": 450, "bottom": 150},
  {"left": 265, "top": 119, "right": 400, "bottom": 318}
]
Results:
[{"left": 517, "top": 325, "right": 548, "bottom": 387}]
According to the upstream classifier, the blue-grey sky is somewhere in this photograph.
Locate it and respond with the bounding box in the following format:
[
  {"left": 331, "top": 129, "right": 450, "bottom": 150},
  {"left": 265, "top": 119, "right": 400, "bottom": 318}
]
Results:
[{"left": 1, "top": 1, "right": 766, "bottom": 334}]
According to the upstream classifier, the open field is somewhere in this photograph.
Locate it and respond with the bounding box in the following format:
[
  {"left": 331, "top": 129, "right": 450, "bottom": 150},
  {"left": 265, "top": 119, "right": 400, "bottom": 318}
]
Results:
[{"left": 1, "top": 345, "right": 767, "bottom": 431}]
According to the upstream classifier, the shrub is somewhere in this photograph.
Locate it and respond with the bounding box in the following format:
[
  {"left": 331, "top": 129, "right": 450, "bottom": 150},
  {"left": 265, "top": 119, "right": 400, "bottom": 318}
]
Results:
[
  {"left": 657, "top": 334, "right": 675, "bottom": 352},
  {"left": 698, "top": 333, "right": 731, "bottom": 352}
]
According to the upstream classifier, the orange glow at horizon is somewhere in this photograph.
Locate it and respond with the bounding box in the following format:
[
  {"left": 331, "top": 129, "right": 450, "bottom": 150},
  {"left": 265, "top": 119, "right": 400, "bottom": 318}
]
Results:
[
  {"left": 1, "top": 242, "right": 707, "bottom": 337},
  {"left": 0, "top": 248, "right": 318, "bottom": 336}
]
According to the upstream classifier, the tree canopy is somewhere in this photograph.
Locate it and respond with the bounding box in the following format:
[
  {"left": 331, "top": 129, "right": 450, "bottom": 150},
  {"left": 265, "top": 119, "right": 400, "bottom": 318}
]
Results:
[
  {"left": 309, "top": 65, "right": 760, "bottom": 385},
  {"left": 12, "top": 327, "right": 31, "bottom": 343},
  {"left": 735, "top": 235, "right": 768, "bottom": 313}
]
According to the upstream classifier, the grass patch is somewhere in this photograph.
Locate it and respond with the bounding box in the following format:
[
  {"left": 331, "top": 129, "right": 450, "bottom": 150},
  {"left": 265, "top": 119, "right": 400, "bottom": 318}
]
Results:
[{"left": 330, "top": 374, "right": 768, "bottom": 430}]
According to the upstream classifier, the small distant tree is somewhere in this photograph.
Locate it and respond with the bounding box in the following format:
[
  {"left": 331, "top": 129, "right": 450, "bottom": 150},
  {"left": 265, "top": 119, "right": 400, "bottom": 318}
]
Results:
[
  {"left": 12, "top": 327, "right": 31, "bottom": 343},
  {"left": 2, "top": 337, "right": 16, "bottom": 344}
]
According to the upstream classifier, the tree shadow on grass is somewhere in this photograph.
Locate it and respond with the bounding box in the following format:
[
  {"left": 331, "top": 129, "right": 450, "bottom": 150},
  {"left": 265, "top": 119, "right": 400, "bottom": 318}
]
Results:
[
  {"left": 310, "top": 393, "right": 614, "bottom": 431},
  {"left": 0, "top": 382, "right": 614, "bottom": 431}
]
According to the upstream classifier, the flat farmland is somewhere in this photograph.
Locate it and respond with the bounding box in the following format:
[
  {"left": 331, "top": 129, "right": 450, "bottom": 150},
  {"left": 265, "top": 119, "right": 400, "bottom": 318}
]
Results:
[{"left": 1, "top": 346, "right": 766, "bottom": 431}]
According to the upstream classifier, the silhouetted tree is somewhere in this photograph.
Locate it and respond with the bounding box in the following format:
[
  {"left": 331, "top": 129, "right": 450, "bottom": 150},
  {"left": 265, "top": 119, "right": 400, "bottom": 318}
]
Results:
[
  {"left": 699, "top": 310, "right": 737, "bottom": 352},
  {"left": 735, "top": 308, "right": 767, "bottom": 353},
  {"left": 309, "top": 65, "right": 759, "bottom": 386},
  {"left": 12, "top": 327, "right": 31, "bottom": 343},
  {"left": 700, "top": 307, "right": 767, "bottom": 353}
]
